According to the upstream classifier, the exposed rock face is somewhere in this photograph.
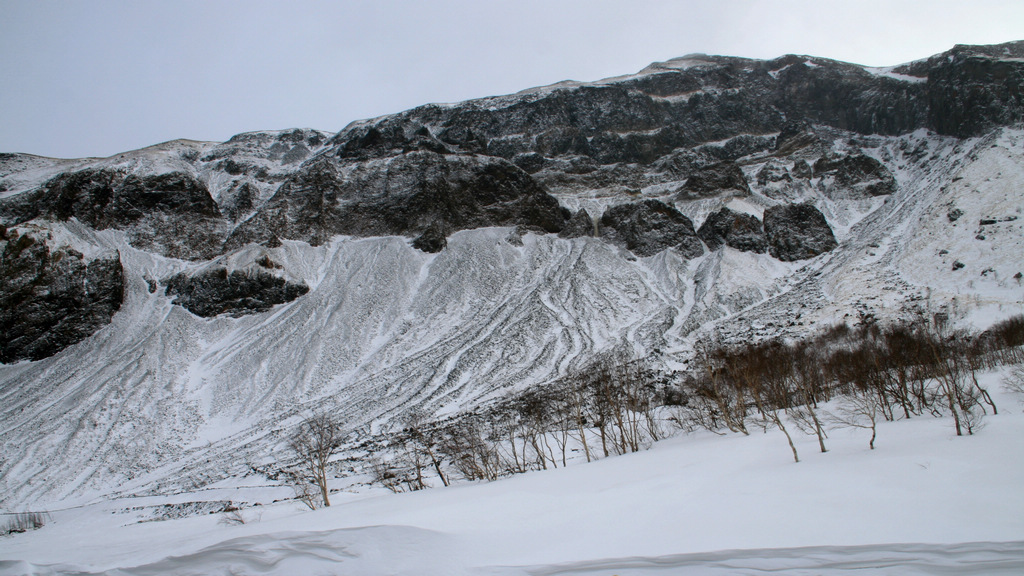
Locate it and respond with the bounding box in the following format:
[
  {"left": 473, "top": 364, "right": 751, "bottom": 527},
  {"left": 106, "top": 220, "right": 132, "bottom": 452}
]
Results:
[
  {"left": 202, "top": 128, "right": 330, "bottom": 167},
  {"left": 697, "top": 208, "right": 767, "bottom": 253},
  {"left": 774, "top": 120, "right": 820, "bottom": 154},
  {"left": 763, "top": 203, "right": 838, "bottom": 261},
  {"left": 677, "top": 161, "right": 751, "bottom": 199},
  {"left": 225, "top": 153, "right": 568, "bottom": 250},
  {"left": 2, "top": 41, "right": 1021, "bottom": 263},
  {"left": 922, "top": 44, "right": 1024, "bottom": 137},
  {"left": 332, "top": 119, "right": 454, "bottom": 160},
  {"left": 411, "top": 221, "right": 448, "bottom": 253},
  {"left": 559, "top": 209, "right": 596, "bottom": 239},
  {"left": 599, "top": 200, "right": 704, "bottom": 258},
  {"left": 813, "top": 153, "right": 897, "bottom": 199},
  {"left": 698, "top": 134, "right": 775, "bottom": 161},
  {"left": 791, "top": 159, "right": 812, "bottom": 179},
  {"left": 756, "top": 160, "right": 792, "bottom": 186},
  {"left": 219, "top": 181, "right": 258, "bottom": 222},
  {"left": 319, "top": 43, "right": 1024, "bottom": 181},
  {"left": 0, "top": 169, "right": 226, "bottom": 260},
  {"left": 1, "top": 227, "right": 123, "bottom": 363},
  {"left": 164, "top": 267, "right": 309, "bottom": 318}
]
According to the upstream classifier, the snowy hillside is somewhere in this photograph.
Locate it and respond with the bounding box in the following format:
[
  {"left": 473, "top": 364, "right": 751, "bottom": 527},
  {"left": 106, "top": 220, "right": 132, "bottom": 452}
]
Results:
[
  {"left": 0, "top": 42, "right": 1023, "bottom": 576},
  {"left": 1, "top": 375, "right": 1022, "bottom": 574},
  {"left": 4, "top": 124, "right": 1022, "bottom": 510}
]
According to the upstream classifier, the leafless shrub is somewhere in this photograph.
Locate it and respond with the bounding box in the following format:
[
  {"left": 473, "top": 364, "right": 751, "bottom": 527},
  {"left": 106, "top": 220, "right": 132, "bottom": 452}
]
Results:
[
  {"left": 401, "top": 410, "right": 450, "bottom": 487},
  {"left": 2, "top": 511, "right": 50, "bottom": 535},
  {"left": 289, "top": 473, "right": 322, "bottom": 511},
  {"left": 438, "top": 415, "right": 504, "bottom": 482},
  {"left": 668, "top": 389, "right": 727, "bottom": 435},
  {"left": 827, "top": 391, "right": 881, "bottom": 449},
  {"left": 218, "top": 505, "right": 259, "bottom": 526},
  {"left": 369, "top": 456, "right": 405, "bottom": 493},
  {"left": 287, "top": 412, "right": 344, "bottom": 508},
  {"left": 1003, "top": 365, "right": 1024, "bottom": 397}
]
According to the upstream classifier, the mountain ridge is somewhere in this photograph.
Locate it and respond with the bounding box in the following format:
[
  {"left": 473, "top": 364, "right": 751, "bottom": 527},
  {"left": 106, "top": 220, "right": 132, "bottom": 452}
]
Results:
[{"left": 0, "top": 41, "right": 1022, "bottom": 508}]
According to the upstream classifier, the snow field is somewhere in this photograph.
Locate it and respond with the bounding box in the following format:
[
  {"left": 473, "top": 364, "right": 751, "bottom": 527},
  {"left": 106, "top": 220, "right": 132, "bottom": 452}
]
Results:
[{"left": 2, "top": 371, "right": 1022, "bottom": 575}]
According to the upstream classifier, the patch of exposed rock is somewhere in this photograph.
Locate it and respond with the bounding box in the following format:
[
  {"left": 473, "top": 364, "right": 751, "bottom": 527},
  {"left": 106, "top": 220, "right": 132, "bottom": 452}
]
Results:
[
  {"left": 559, "top": 209, "right": 596, "bottom": 239},
  {"left": 791, "top": 159, "right": 812, "bottom": 179},
  {"left": 164, "top": 267, "right": 310, "bottom": 318},
  {"left": 923, "top": 44, "right": 1024, "bottom": 137},
  {"left": 0, "top": 169, "right": 226, "bottom": 260},
  {"left": 773, "top": 120, "right": 821, "bottom": 155},
  {"left": 225, "top": 152, "right": 569, "bottom": 250},
  {"left": 697, "top": 208, "right": 767, "bottom": 253},
  {"left": 813, "top": 153, "right": 897, "bottom": 199},
  {"left": 676, "top": 161, "right": 750, "bottom": 199},
  {"left": 599, "top": 200, "right": 704, "bottom": 258},
  {"left": 219, "top": 181, "right": 258, "bottom": 222},
  {"left": 411, "top": 221, "right": 448, "bottom": 253},
  {"left": 763, "top": 203, "right": 838, "bottom": 261},
  {"left": 201, "top": 128, "right": 331, "bottom": 166},
  {"left": 756, "top": 160, "right": 792, "bottom": 186},
  {"left": 0, "top": 226, "right": 124, "bottom": 363}
]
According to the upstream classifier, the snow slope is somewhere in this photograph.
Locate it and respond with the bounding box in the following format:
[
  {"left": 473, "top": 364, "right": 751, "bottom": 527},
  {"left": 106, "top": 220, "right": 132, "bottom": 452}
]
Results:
[
  {"left": 2, "top": 127, "right": 1023, "bottom": 509},
  {"left": 1, "top": 375, "right": 1022, "bottom": 575}
]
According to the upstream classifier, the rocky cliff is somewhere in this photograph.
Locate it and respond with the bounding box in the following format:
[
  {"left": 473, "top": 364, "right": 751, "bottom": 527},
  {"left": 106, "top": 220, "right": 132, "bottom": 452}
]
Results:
[
  {"left": 1, "top": 42, "right": 1023, "bottom": 507},
  {"left": 1, "top": 41, "right": 1021, "bottom": 363},
  {"left": 0, "top": 225, "right": 123, "bottom": 363}
]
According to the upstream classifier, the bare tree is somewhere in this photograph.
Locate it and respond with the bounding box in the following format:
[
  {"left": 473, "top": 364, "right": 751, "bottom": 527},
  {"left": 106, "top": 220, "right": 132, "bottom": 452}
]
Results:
[
  {"left": 438, "top": 414, "right": 503, "bottom": 482},
  {"left": 1004, "top": 365, "right": 1024, "bottom": 396},
  {"left": 289, "top": 412, "right": 344, "bottom": 508},
  {"left": 696, "top": 338, "right": 749, "bottom": 436},
  {"left": 401, "top": 410, "right": 450, "bottom": 487},
  {"left": 563, "top": 371, "right": 594, "bottom": 462},
  {"left": 828, "top": 389, "right": 881, "bottom": 450}
]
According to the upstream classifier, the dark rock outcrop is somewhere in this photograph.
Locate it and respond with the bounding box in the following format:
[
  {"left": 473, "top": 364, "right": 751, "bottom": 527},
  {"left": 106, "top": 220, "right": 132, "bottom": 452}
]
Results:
[
  {"left": 200, "top": 128, "right": 332, "bottom": 165},
  {"left": 677, "top": 161, "right": 751, "bottom": 199},
  {"left": 763, "top": 203, "right": 838, "bottom": 261},
  {"left": 411, "top": 222, "right": 448, "bottom": 253},
  {"left": 813, "top": 153, "right": 897, "bottom": 199},
  {"left": 924, "top": 44, "right": 1024, "bottom": 137},
  {"left": 599, "top": 200, "right": 704, "bottom": 258},
  {"left": 1, "top": 169, "right": 226, "bottom": 260},
  {"left": 697, "top": 208, "right": 767, "bottom": 253},
  {"left": 559, "top": 209, "right": 596, "bottom": 239},
  {"left": 791, "top": 159, "right": 812, "bottom": 179},
  {"left": 165, "top": 267, "right": 309, "bottom": 318},
  {"left": 220, "top": 181, "right": 258, "bottom": 222},
  {"left": 3, "top": 41, "right": 1022, "bottom": 268},
  {"left": 698, "top": 134, "right": 775, "bottom": 162},
  {"left": 1, "top": 228, "right": 124, "bottom": 363},
  {"left": 756, "top": 160, "right": 792, "bottom": 186},
  {"left": 773, "top": 120, "right": 819, "bottom": 154},
  {"left": 225, "top": 153, "right": 568, "bottom": 250}
]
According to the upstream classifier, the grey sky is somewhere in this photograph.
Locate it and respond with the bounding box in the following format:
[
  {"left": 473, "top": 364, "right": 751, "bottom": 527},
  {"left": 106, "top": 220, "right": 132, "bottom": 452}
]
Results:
[{"left": 2, "top": 0, "right": 1021, "bottom": 159}]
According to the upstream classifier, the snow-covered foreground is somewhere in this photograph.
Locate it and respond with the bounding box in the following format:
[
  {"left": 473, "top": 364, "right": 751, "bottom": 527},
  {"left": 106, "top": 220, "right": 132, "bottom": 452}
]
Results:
[{"left": 2, "top": 372, "right": 1022, "bottom": 575}]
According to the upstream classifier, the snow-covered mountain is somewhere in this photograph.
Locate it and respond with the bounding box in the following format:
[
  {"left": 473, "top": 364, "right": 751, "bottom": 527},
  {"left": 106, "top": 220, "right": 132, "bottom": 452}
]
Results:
[{"left": 1, "top": 41, "right": 1023, "bottom": 512}]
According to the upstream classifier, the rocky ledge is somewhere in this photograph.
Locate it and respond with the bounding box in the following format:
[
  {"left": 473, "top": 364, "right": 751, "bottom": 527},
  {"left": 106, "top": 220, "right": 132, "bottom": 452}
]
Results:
[
  {"left": 697, "top": 207, "right": 767, "bottom": 253},
  {"left": 599, "top": 200, "right": 704, "bottom": 258},
  {"left": 164, "top": 266, "right": 310, "bottom": 318},
  {"left": 1, "top": 169, "right": 226, "bottom": 260},
  {"left": 763, "top": 203, "right": 838, "bottom": 261},
  {"left": 1, "top": 226, "right": 124, "bottom": 363},
  {"left": 224, "top": 152, "right": 569, "bottom": 251}
]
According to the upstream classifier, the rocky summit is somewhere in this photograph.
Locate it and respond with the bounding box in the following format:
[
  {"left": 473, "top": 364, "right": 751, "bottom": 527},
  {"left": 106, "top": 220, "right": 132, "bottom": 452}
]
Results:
[{"left": 0, "top": 41, "right": 1023, "bottom": 508}]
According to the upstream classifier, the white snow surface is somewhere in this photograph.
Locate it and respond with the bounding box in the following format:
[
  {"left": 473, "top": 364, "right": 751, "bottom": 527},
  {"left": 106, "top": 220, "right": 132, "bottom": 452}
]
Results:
[
  {"left": 1, "top": 379, "right": 1022, "bottom": 575},
  {"left": 2, "top": 128, "right": 1024, "bottom": 511}
]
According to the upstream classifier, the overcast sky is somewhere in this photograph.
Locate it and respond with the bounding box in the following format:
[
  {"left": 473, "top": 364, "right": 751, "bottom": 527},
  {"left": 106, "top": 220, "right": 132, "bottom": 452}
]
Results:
[{"left": 2, "top": 0, "right": 1022, "bottom": 159}]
